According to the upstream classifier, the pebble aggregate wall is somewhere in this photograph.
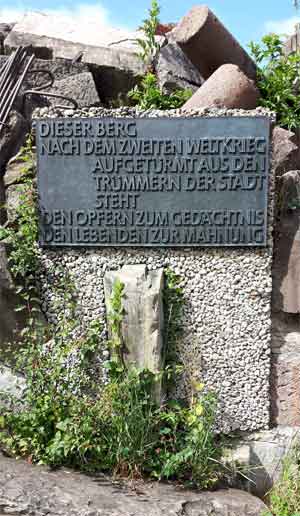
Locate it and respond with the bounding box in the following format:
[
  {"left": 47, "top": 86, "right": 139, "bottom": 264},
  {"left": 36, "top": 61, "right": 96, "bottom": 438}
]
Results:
[{"left": 34, "top": 106, "right": 275, "bottom": 433}]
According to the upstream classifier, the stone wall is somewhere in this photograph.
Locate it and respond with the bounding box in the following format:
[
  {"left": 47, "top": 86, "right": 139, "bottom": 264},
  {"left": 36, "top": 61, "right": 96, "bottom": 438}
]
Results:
[{"left": 34, "top": 106, "right": 275, "bottom": 434}]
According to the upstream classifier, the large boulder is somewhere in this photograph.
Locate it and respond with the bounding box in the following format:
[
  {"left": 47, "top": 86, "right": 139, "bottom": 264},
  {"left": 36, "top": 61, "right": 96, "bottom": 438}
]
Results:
[
  {"left": 0, "top": 111, "right": 28, "bottom": 175},
  {"left": 23, "top": 70, "right": 101, "bottom": 113},
  {"left": 155, "top": 42, "right": 203, "bottom": 94},
  {"left": 272, "top": 170, "right": 300, "bottom": 425},
  {"left": 271, "top": 312, "right": 300, "bottom": 426},
  {"left": 0, "top": 175, "right": 5, "bottom": 225},
  {"left": 0, "top": 453, "right": 268, "bottom": 516},
  {"left": 0, "top": 54, "right": 89, "bottom": 89},
  {"left": 229, "top": 426, "right": 300, "bottom": 497},
  {"left": 3, "top": 151, "right": 36, "bottom": 188},
  {"left": 104, "top": 265, "right": 164, "bottom": 398},
  {"left": 0, "top": 55, "right": 93, "bottom": 115},
  {"left": 272, "top": 127, "right": 300, "bottom": 178},
  {"left": 0, "top": 22, "right": 14, "bottom": 53},
  {"left": 4, "top": 12, "right": 162, "bottom": 103},
  {"left": 272, "top": 170, "right": 300, "bottom": 313},
  {"left": 48, "top": 71, "right": 101, "bottom": 108},
  {"left": 0, "top": 364, "right": 25, "bottom": 396},
  {"left": 5, "top": 183, "right": 28, "bottom": 224},
  {"left": 0, "top": 243, "right": 26, "bottom": 354},
  {"left": 168, "top": 5, "right": 256, "bottom": 80},
  {"left": 182, "top": 64, "right": 259, "bottom": 110},
  {"left": 23, "top": 57, "right": 89, "bottom": 89},
  {"left": 3, "top": 151, "right": 36, "bottom": 224}
]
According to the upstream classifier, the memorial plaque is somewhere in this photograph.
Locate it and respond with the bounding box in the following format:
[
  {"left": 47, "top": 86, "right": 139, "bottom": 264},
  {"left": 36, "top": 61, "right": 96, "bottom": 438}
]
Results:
[{"left": 36, "top": 116, "right": 270, "bottom": 247}]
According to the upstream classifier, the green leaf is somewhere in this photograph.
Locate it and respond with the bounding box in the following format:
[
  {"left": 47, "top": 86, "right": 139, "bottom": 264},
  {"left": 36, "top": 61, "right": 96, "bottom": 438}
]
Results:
[{"left": 14, "top": 305, "right": 26, "bottom": 312}]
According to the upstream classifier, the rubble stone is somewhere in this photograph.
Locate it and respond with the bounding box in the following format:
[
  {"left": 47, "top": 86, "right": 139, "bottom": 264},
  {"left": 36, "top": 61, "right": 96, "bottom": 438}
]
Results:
[
  {"left": 182, "top": 64, "right": 259, "bottom": 110},
  {"left": 271, "top": 312, "right": 300, "bottom": 425},
  {"left": 6, "top": 183, "right": 27, "bottom": 224},
  {"left": 4, "top": 12, "right": 156, "bottom": 103},
  {"left": 155, "top": 42, "right": 203, "bottom": 94},
  {"left": 272, "top": 170, "right": 300, "bottom": 313},
  {"left": 272, "top": 127, "right": 300, "bottom": 177},
  {"left": 48, "top": 71, "right": 101, "bottom": 108},
  {"left": 168, "top": 5, "right": 256, "bottom": 80},
  {"left": 4, "top": 152, "right": 36, "bottom": 187},
  {"left": 0, "top": 365, "right": 25, "bottom": 396},
  {"left": 0, "top": 453, "right": 267, "bottom": 516},
  {"left": 229, "top": 426, "right": 300, "bottom": 496},
  {"left": 0, "top": 111, "right": 28, "bottom": 175},
  {"left": 0, "top": 22, "right": 14, "bottom": 53},
  {"left": 0, "top": 243, "right": 26, "bottom": 353}
]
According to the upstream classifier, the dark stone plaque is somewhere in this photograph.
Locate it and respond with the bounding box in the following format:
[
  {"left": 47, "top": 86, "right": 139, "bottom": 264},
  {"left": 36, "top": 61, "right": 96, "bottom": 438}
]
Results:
[{"left": 36, "top": 116, "right": 270, "bottom": 247}]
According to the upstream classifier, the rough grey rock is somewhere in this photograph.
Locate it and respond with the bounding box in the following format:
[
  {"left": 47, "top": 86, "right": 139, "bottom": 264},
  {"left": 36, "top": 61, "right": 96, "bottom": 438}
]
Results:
[
  {"left": 0, "top": 23, "right": 14, "bottom": 53},
  {"left": 0, "top": 22, "right": 14, "bottom": 36},
  {"left": 280, "top": 169, "right": 300, "bottom": 211},
  {"left": 182, "top": 64, "right": 259, "bottom": 111},
  {"left": 4, "top": 12, "right": 156, "bottom": 103},
  {"left": 48, "top": 71, "right": 101, "bottom": 108},
  {"left": 0, "top": 364, "right": 25, "bottom": 395},
  {"left": 28, "top": 58, "right": 93, "bottom": 116},
  {"left": 104, "top": 265, "right": 164, "bottom": 397},
  {"left": 272, "top": 312, "right": 300, "bottom": 355},
  {"left": 0, "top": 111, "right": 28, "bottom": 175},
  {"left": 5, "top": 183, "right": 27, "bottom": 224},
  {"left": 3, "top": 160, "right": 24, "bottom": 188},
  {"left": 0, "top": 243, "right": 26, "bottom": 353},
  {"left": 0, "top": 453, "right": 268, "bottom": 516},
  {"left": 272, "top": 127, "right": 300, "bottom": 177},
  {"left": 155, "top": 42, "right": 203, "bottom": 94},
  {"left": 271, "top": 312, "right": 300, "bottom": 425},
  {"left": 3, "top": 151, "right": 36, "bottom": 188},
  {"left": 0, "top": 54, "right": 8, "bottom": 70},
  {"left": 272, "top": 170, "right": 300, "bottom": 313},
  {"left": 25, "top": 57, "right": 89, "bottom": 89},
  {"left": 168, "top": 5, "right": 256, "bottom": 80},
  {"left": 0, "top": 174, "right": 5, "bottom": 225},
  {"left": 4, "top": 11, "right": 163, "bottom": 52},
  {"left": 0, "top": 54, "right": 89, "bottom": 90},
  {"left": 229, "top": 426, "right": 300, "bottom": 496},
  {"left": 0, "top": 55, "right": 92, "bottom": 116},
  {"left": 270, "top": 171, "right": 300, "bottom": 424}
]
